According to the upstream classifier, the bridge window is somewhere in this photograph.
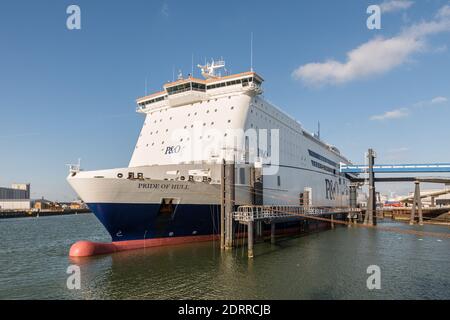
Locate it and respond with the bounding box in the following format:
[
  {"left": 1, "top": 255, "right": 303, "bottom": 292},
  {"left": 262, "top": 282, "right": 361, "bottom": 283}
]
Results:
[{"left": 167, "top": 82, "right": 205, "bottom": 95}]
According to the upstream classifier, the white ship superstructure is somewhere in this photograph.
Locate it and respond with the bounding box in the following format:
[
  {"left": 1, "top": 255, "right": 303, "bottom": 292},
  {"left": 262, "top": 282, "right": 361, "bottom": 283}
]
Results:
[{"left": 68, "top": 60, "right": 352, "bottom": 244}]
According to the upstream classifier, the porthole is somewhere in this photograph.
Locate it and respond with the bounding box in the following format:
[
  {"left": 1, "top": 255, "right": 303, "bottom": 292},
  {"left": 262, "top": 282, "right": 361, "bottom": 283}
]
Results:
[{"left": 117, "top": 173, "right": 123, "bottom": 178}]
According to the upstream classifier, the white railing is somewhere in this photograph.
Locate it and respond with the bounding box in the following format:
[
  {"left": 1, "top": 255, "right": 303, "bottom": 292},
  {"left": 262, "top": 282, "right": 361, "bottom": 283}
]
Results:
[{"left": 233, "top": 205, "right": 360, "bottom": 222}]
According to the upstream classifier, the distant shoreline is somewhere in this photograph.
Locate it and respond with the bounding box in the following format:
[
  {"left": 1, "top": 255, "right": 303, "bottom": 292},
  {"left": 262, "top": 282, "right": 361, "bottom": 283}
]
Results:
[{"left": 0, "top": 209, "right": 91, "bottom": 219}]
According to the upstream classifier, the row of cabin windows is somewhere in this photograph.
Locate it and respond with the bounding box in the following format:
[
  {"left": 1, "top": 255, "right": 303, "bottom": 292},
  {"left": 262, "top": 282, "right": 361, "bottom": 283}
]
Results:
[
  {"left": 147, "top": 119, "right": 223, "bottom": 134},
  {"left": 139, "top": 129, "right": 234, "bottom": 149},
  {"left": 206, "top": 77, "right": 260, "bottom": 90},
  {"left": 311, "top": 160, "right": 336, "bottom": 174},
  {"left": 308, "top": 149, "right": 338, "bottom": 168},
  {"left": 141, "top": 76, "right": 261, "bottom": 106},
  {"left": 165, "top": 77, "right": 258, "bottom": 96},
  {"left": 139, "top": 95, "right": 166, "bottom": 107},
  {"left": 146, "top": 105, "right": 235, "bottom": 126}
]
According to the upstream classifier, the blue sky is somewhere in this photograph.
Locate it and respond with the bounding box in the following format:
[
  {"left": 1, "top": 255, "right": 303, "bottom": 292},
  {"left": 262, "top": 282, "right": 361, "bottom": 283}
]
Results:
[{"left": 0, "top": 0, "right": 449, "bottom": 200}]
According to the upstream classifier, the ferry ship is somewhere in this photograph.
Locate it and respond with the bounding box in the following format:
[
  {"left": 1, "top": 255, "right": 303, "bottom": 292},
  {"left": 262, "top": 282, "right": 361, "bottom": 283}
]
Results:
[{"left": 67, "top": 60, "right": 352, "bottom": 254}]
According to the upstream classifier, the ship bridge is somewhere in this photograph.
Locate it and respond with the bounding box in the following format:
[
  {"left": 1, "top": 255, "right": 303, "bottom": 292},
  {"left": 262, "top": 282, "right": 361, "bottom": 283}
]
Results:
[{"left": 136, "top": 63, "right": 263, "bottom": 113}]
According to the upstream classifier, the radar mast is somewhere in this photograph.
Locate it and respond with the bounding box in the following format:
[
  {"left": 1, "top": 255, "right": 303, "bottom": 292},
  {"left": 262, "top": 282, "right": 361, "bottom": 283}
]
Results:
[{"left": 197, "top": 59, "right": 226, "bottom": 79}]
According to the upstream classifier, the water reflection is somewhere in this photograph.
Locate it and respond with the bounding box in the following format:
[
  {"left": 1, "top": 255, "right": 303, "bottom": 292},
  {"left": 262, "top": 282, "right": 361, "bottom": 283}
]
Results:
[{"left": 0, "top": 214, "right": 449, "bottom": 299}]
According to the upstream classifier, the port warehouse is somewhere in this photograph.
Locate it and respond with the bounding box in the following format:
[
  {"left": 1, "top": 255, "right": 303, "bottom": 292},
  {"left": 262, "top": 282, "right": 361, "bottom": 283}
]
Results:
[{"left": 0, "top": 183, "right": 31, "bottom": 210}]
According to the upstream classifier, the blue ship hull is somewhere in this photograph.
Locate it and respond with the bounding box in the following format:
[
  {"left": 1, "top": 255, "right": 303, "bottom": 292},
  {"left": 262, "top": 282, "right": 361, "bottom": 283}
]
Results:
[
  {"left": 87, "top": 202, "right": 321, "bottom": 244},
  {"left": 87, "top": 203, "right": 222, "bottom": 242}
]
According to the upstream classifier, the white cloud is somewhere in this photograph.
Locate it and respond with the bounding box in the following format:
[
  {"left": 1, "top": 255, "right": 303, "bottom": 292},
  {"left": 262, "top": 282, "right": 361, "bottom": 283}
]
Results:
[
  {"left": 370, "top": 108, "right": 409, "bottom": 121},
  {"left": 371, "top": 96, "right": 447, "bottom": 121},
  {"left": 413, "top": 96, "right": 448, "bottom": 107},
  {"left": 431, "top": 96, "right": 448, "bottom": 104},
  {"left": 161, "top": 2, "right": 169, "bottom": 17},
  {"left": 293, "top": 36, "right": 422, "bottom": 86},
  {"left": 437, "top": 4, "right": 450, "bottom": 18},
  {"left": 380, "top": 0, "right": 414, "bottom": 13},
  {"left": 292, "top": 5, "right": 450, "bottom": 87}
]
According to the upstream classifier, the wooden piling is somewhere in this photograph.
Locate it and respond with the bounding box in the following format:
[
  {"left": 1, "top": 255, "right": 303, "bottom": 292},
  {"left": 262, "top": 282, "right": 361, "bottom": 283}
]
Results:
[
  {"left": 248, "top": 221, "right": 254, "bottom": 258},
  {"left": 271, "top": 222, "right": 276, "bottom": 244},
  {"left": 224, "top": 160, "right": 235, "bottom": 249},
  {"left": 220, "top": 160, "right": 225, "bottom": 249},
  {"left": 417, "top": 182, "right": 423, "bottom": 226}
]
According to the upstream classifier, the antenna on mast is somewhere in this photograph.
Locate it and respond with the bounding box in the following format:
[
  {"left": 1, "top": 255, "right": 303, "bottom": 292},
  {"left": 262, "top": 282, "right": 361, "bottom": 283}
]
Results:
[
  {"left": 317, "top": 121, "right": 321, "bottom": 140},
  {"left": 191, "top": 53, "right": 194, "bottom": 77},
  {"left": 145, "top": 76, "right": 148, "bottom": 95},
  {"left": 250, "top": 32, "right": 254, "bottom": 72}
]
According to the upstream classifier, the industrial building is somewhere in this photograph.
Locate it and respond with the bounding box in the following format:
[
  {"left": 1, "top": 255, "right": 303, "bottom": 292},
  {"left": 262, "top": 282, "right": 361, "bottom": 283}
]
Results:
[{"left": 0, "top": 183, "right": 31, "bottom": 210}]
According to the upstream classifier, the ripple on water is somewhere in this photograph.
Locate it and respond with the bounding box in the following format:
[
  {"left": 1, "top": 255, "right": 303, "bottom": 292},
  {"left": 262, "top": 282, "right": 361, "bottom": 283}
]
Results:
[{"left": 0, "top": 216, "right": 449, "bottom": 299}]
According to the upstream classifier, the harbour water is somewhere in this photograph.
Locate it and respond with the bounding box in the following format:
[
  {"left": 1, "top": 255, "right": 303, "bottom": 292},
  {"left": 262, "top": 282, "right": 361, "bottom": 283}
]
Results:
[{"left": 0, "top": 213, "right": 449, "bottom": 299}]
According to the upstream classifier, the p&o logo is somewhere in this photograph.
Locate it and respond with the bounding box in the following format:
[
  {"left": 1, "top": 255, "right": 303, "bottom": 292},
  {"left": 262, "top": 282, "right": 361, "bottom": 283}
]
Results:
[{"left": 165, "top": 145, "right": 181, "bottom": 155}]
